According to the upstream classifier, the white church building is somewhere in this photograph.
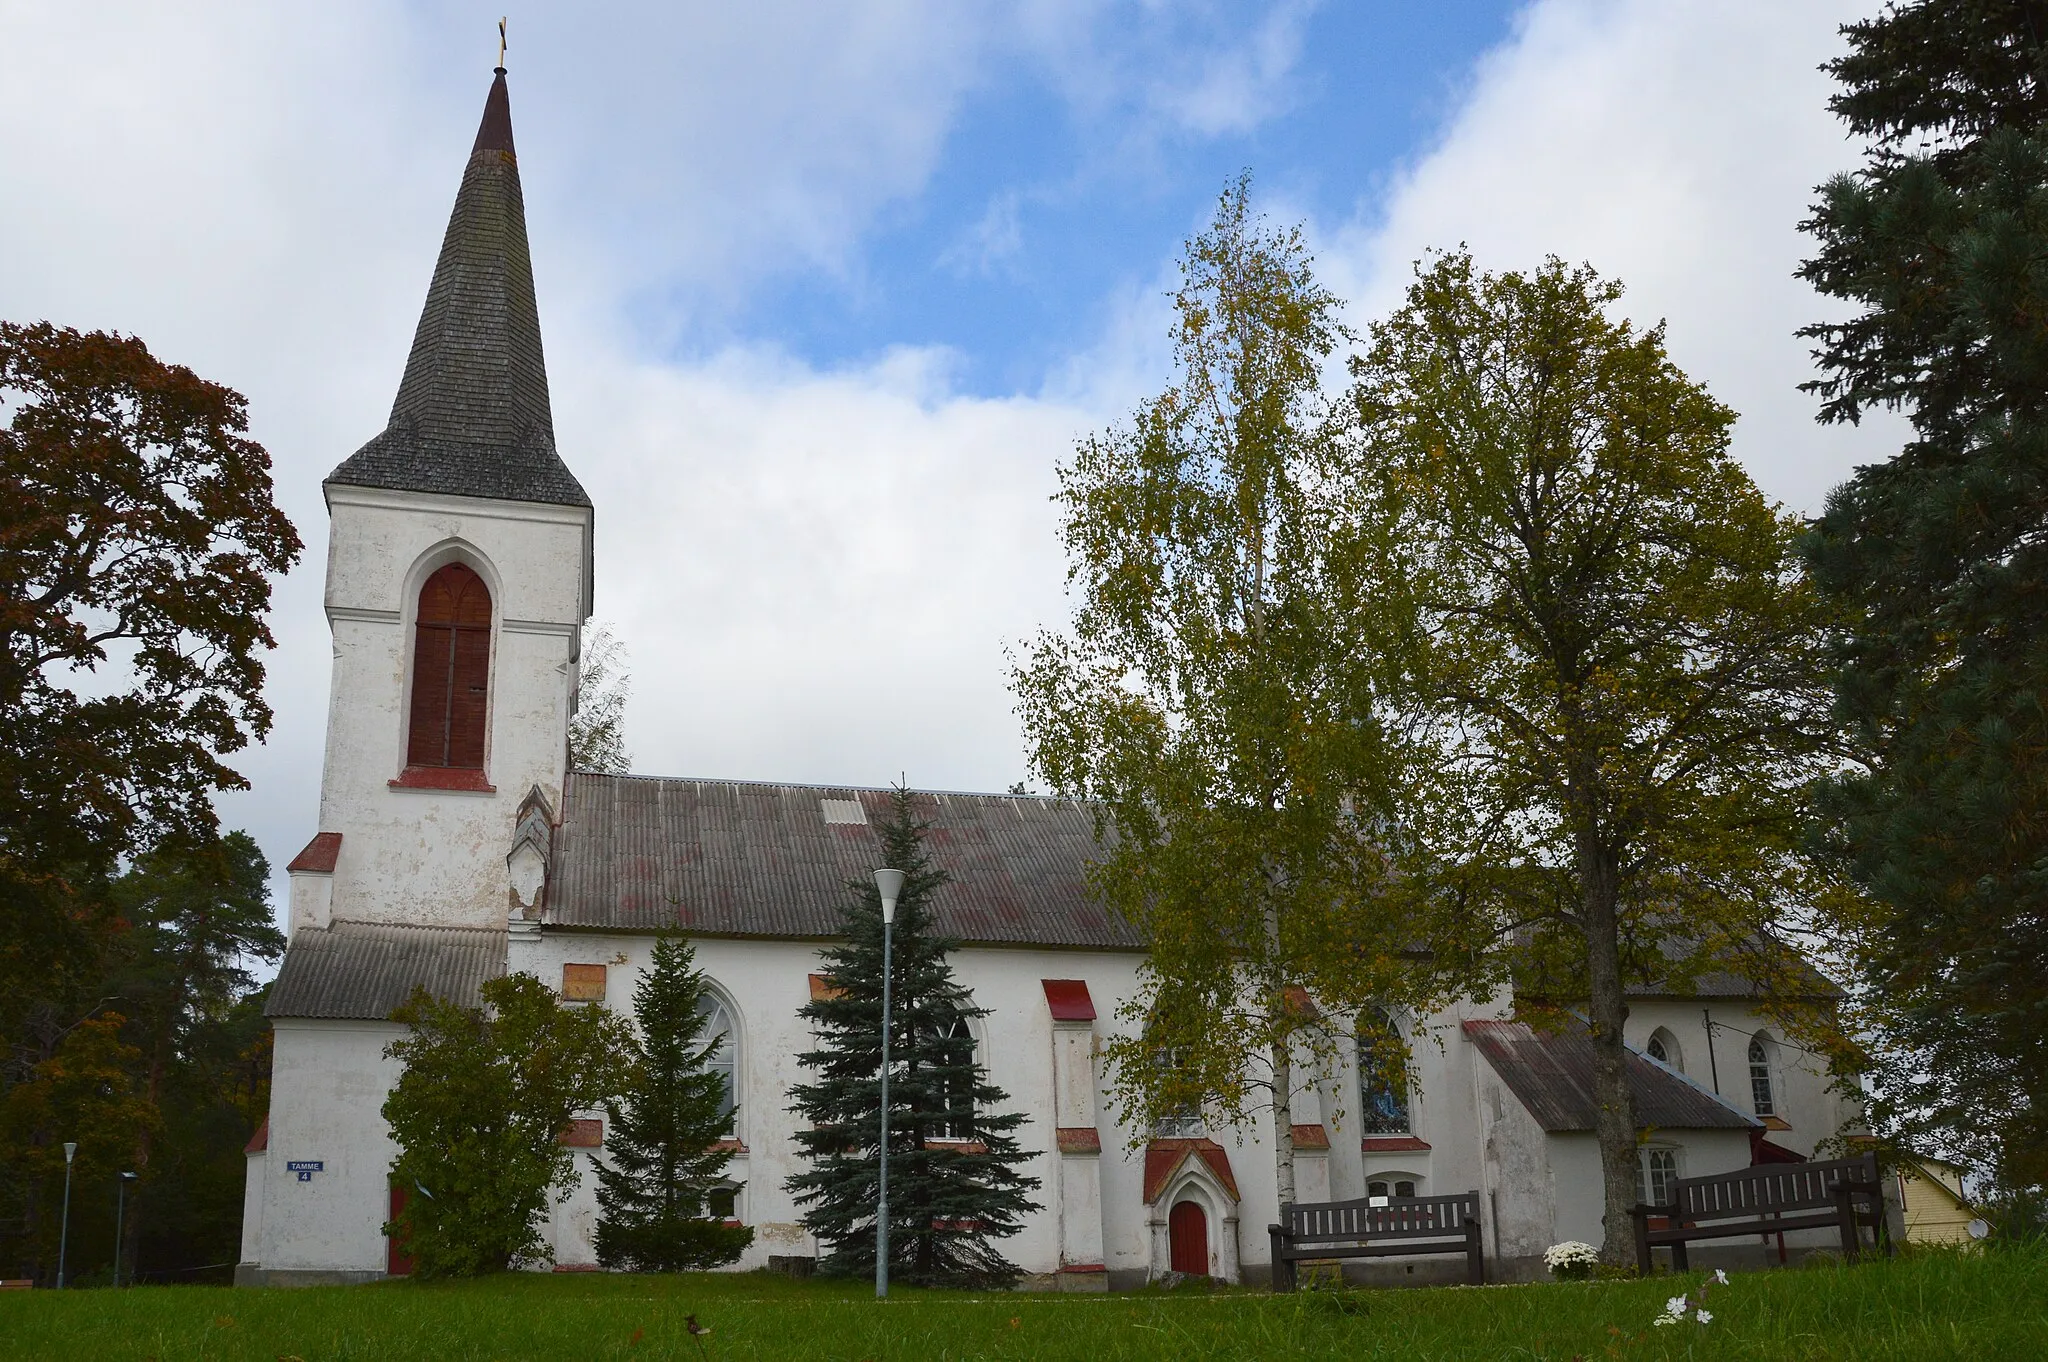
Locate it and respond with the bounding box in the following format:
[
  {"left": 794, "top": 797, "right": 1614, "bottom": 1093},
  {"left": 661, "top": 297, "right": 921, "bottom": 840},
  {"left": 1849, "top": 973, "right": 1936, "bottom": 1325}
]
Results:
[{"left": 236, "top": 68, "right": 1861, "bottom": 1288}]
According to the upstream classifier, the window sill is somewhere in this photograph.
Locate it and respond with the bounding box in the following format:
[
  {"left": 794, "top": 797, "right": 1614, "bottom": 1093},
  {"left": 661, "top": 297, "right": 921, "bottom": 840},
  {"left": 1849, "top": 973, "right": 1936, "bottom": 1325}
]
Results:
[
  {"left": 1762, "top": 1116, "right": 1792, "bottom": 1132},
  {"left": 925, "top": 1139, "right": 989, "bottom": 1154},
  {"left": 1362, "top": 1135, "right": 1431, "bottom": 1153},
  {"left": 710, "top": 1138, "right": 748, "bottom": 1155},
  {"left": 390, "top": 765, "right": 496, "bottom": 794}
]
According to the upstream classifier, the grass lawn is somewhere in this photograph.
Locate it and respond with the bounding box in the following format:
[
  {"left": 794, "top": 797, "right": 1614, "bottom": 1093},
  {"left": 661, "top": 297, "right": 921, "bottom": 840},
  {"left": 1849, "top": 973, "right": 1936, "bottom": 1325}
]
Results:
[{"left": 2, "top": 1247, "right": 2043, "bottom": 1362}]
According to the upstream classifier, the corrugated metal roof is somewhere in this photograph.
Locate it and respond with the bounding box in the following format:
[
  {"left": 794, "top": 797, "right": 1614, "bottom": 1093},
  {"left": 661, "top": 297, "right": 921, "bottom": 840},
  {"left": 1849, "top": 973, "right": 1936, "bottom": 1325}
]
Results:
[
  {"left": 267, "top": 920, "right": 508, "bottom": 1021},
  {"left": 1464, "top": 1019, "right": 1758, "bottom": 1133},
  {"left": 546, "top": 773, "right": 1141, "bottom": 950}
]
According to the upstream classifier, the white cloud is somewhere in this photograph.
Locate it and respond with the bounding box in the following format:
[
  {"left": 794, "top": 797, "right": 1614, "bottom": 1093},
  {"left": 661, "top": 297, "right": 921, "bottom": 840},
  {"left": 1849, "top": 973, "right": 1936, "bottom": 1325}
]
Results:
[
  {"left": 554, "top": 339, "right": 1086, "bottom": 792},
  {"left": 0, "top": 0, "right": 1916, "bottom": 933},
  {"left": 1150, "top": 0, "right": 1317, "bottom": 136},
  {"left": 1321, "top": 0, "right": 1904, "bottom": 516},
  {"left": 941, "top": 191, "right": 1026, "bottom": 277}
]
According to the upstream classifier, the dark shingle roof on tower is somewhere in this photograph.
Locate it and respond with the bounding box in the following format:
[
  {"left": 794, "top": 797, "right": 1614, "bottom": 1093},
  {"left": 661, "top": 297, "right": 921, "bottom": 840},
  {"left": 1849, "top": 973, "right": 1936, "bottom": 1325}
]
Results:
[
  {"left": 327, "top": 68, "right": 589, "bottom": 509},
  {"left": 545, "top": 773, "right": 1142, "bottom": 949}
]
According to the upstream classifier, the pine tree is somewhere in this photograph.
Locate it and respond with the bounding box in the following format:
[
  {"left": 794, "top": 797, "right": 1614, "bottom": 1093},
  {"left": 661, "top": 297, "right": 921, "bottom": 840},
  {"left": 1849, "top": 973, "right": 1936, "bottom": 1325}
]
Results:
[
  {"left": 1798, "top": 1, "right": 2048, "bottom": 1188},
  {"left": 593, "top": 933, "right": 753, "bottom": 1271},
  {"left": 785, "top": 788, "right": 1041, "bottom": 1288}
]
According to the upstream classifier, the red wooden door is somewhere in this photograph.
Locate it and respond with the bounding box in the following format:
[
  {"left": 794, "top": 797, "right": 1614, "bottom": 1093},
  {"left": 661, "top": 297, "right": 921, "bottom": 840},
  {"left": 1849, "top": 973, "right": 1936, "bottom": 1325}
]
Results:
[
  {"left": 387, "top": 1184, "right": 415, "bottom": 1277},
  {"left": 1168, "top": 1200, "right": 1208, "bottom": 1276}
]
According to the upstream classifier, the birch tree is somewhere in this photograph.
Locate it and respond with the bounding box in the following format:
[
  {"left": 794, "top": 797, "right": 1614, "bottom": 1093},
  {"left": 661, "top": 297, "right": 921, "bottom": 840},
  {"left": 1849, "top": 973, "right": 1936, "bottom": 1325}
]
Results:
[{"left": 1013, "top": 179, "right": 1463, "bottom": 1213}]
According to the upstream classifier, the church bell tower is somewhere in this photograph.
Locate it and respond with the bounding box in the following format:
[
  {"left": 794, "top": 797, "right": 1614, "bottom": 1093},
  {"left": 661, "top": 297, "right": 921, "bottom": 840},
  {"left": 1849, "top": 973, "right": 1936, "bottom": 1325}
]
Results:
[{"left": 285, "top": 64, "right": 593, "bottom": 934}]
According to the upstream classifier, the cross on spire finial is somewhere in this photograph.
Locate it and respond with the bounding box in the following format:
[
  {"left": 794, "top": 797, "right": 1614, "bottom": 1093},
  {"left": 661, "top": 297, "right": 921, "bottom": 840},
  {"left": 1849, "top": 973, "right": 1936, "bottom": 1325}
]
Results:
[{"left": 497, "top": 17, "right": 507, "bottom": 71}]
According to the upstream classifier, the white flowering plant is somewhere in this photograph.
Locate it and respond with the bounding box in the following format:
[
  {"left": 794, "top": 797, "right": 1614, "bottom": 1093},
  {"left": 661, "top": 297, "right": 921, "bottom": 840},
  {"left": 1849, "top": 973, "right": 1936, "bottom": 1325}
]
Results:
[
  {"left": 1650, "top": 1269, "right": 1729, "bottom": 1328},
  {"left": 1544, "top": 1240, "right": 1602, "bottom": 1281},
  {"left": 1581, "top": 1268, "right": 1734, "bottom": 1359}
]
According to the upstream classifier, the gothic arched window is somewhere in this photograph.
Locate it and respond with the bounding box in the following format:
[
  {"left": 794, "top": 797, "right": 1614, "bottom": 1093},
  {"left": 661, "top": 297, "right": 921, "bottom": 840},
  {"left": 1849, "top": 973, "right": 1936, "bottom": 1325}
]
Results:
[
  {"left": 1358, "top": 1011, "right": 1410, "bottom": 1134},
  {"left": 696, "top": 992, "right": 738, "bottom": 1135},
  {"left": 938, "top": 1015, "right": 976, "bottom": 1140},
  {"left": 407, "top": 563, "right": 492, "bottom": 770},
  {"left": 1151, "top": 1043, "right": 1204, "bottom": 1139},
  {"left": 1747, "top": 1034, "right": 1776, "bottom": 1118},
  {"left": 1646, "top": 1028, "right": 1682, "bottom": 1071}
]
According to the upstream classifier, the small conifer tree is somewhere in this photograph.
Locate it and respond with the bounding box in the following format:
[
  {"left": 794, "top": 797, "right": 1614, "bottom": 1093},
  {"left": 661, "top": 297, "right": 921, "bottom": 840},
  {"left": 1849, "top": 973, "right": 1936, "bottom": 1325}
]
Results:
[
  {"left": 786, "top": 788, "right": 1041, "bottom": 1287},
  {"left": 594, "top": 933, "right": 754, "bottom": 1271}
]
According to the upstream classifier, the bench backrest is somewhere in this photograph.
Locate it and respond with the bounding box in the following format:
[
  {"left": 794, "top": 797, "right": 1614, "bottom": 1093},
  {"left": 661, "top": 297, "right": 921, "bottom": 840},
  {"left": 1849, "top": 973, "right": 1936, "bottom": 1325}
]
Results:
[
  {"left": 1283, "top": 1192, "right": 1480, "bottom": 1243},
  {"left": 1669, "top": 1153, "right": 1880, "bottom": 1221}
]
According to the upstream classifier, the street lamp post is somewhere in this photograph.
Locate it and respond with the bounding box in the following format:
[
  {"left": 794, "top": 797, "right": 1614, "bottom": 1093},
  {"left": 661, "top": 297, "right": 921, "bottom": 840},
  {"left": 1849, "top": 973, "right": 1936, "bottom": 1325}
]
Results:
[
  {"left": 115, "top": 1172, "right": 138, "bottom": 1287},
  {"left": 872, "top": 867, "right": 906, "bottom": 1302},
  {"left": 57, "top": 1142, "right": 76, "bottom": 1289}
]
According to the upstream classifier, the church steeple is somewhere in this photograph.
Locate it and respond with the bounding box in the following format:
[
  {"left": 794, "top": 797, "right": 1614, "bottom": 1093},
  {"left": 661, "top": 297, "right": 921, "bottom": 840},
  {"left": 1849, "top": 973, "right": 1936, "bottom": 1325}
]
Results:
[{"left": 328, "top": 66, "right": 589, "bottom": 508}]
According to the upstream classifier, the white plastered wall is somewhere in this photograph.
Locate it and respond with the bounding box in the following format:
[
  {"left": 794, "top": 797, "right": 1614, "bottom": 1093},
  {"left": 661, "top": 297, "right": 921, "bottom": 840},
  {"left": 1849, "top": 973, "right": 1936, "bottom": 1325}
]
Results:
[
  {"left": 518, "top": 931, "right": 1539, "bottom": 1285},
  {"left": 1625, "top": 999, "right": 1854, "bottom": 1158},
  {"left": 520, "top": 932, "right": 1143, "bottom": 1277},
  {"left": 311, "top": 485, "right": 589, "bottom": 934},
  {"left": 249, "top": 1019, "right": 406, "bottom": 1281}
]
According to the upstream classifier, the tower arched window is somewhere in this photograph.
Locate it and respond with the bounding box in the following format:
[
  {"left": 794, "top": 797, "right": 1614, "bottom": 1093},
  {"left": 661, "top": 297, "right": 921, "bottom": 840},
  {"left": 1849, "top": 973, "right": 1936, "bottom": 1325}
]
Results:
[
  {"left": 1747, "top": 1034, "right": 1776, "bottom": 1117},
  {"left": 1358, "top": 1010, "right": 1410, "bottom": 1134},
  {"left": 407, "top": 563, "right": 492, "bottom": 770},
  {"left": 696, "top": 992, "right": 738, "bottom": 1136},
  {"left": 1646, "top": 1028, "right": 1683, "bottom": 1072}
]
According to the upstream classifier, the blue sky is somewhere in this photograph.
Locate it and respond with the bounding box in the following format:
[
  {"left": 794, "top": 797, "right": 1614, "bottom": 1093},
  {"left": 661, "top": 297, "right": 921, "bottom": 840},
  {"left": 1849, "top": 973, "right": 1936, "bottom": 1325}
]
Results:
[
  {"left": 1, "top": 1, "right": 1898, "bottom": 918},
  {"left": 711, "top": 4, "right": 1521, "bottom": 392}
]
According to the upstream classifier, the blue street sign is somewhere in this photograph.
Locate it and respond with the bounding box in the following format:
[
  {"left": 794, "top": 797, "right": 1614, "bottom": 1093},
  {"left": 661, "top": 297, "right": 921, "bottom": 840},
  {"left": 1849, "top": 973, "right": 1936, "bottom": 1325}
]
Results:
[{"left": 286, "top": 1160, "right": 324, "bottom": 1182}]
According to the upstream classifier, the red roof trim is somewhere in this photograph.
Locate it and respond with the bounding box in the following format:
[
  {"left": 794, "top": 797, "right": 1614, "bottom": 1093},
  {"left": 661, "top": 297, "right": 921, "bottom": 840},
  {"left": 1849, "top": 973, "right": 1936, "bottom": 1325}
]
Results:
[
  {"left": 287, "top": 832, "right": 342, "bottom": 874},
  {"left": 1750, "top": 1131, "right": 1806, "bottom": 1165},
  {"left": 1056, "top": 1127, "right": 1103, "bottom": 1155},
  {"left": 1290, "top": 1123, "right": 1331, "bottom": 1151},
  {"left": 558, "top": 1118, "right": 603, "bottom": 1148},
  {"left": 1042, "top": 979, "right": 1096, "bottom": 1021},
  {"left": 1362, "top": 1135, "right": 1432, "bottom": 1153},
  {"left": 244, "top": 1116, "right": 269, "bottom": 1155},
  {"left": 1142, "top": 1138, "right": 1240, "bottom": 1204},
  {"left": 390, "top": 765, "right": 495, "bottom": 793}
]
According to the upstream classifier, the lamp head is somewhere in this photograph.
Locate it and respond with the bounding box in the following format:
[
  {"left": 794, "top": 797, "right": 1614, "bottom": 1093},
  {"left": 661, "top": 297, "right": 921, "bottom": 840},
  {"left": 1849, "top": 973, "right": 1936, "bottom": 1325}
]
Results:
[
  {"left": 873, "top": 868, "right": 906, "bottom": 925},
  {"left": 120, "top": 1171, "right": 138, "bottom": 1181},
  {"left": 63, "top": 1141, "right": 76, "bottom": 1164}
]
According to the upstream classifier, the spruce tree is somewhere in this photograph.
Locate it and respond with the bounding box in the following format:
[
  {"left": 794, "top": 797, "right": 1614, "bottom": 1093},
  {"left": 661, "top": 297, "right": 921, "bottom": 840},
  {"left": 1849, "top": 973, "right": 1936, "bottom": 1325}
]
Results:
[
  {"left": 594, "top": 933, "right": 753, "bottom": 1271},
  {"left": 785, "top": 788, "right": 1041, "bottom": 1287},
  {"left": 1799, "top": 1, "right": 2048, "bottom": 1188}
]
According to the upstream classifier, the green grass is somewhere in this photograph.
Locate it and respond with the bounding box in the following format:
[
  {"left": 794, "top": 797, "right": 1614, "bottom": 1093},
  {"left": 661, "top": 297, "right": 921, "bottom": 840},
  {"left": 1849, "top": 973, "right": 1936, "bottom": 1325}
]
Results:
[{"left": 2, "top": 1246, "right": 2043, "bottom": 1361}]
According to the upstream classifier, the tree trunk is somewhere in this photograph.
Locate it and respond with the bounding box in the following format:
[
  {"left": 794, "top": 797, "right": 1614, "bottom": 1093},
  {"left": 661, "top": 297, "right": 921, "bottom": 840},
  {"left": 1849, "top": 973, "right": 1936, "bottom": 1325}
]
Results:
[
  {"left": 1264, "top": 887, "right": 1298, "bottom": 1218},
  {"left": 1269, "top": 1020, "right": 1298, "bottom": 1215},
  {"left": 1577, "top": 835, "right": 1637, "bottom": 1264}
]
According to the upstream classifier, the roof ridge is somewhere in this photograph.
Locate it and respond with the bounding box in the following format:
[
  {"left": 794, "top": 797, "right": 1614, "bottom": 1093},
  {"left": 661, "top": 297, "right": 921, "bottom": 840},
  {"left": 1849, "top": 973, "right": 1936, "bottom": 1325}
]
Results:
[
  {"left": 322, "top": 917, "right": 508, "bottom": 938},
  {"left": 567, "top": 769, "right": 1080, "bottom": 802}
]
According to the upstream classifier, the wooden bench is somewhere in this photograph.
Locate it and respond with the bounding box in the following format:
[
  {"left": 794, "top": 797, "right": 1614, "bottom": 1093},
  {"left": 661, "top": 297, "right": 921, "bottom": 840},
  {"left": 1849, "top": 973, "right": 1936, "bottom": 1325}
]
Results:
[
  {"left": 1269, "top": 1191, "right": 1484, "bottom": 1290},
  {"left": 1633, "top": 1152, "right": 1891, "bottom": 1274}
]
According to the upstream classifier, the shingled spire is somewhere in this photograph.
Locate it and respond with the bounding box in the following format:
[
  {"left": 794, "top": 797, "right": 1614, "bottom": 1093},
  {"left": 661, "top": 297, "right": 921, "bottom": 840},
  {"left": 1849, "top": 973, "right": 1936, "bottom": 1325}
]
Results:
[{"left": 328, "top": 67, "right": 589, "bottom": 507}]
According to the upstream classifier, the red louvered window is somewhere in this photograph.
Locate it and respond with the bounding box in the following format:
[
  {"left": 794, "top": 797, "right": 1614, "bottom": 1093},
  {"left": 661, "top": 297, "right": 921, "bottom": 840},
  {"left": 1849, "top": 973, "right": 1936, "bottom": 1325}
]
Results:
[{"left": 407, "top": 563, "right": 491, "bottom": 770}]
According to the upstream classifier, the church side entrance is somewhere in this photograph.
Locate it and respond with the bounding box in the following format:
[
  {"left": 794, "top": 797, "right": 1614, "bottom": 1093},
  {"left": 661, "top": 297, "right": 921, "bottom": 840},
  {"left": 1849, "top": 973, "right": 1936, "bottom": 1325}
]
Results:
[
  {"left": 1168, "top": 1200, "right": 1208, "bottom": 1276},
  {"left": 387, "top": 1185, "right": 414, "bottom": 1277}
]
